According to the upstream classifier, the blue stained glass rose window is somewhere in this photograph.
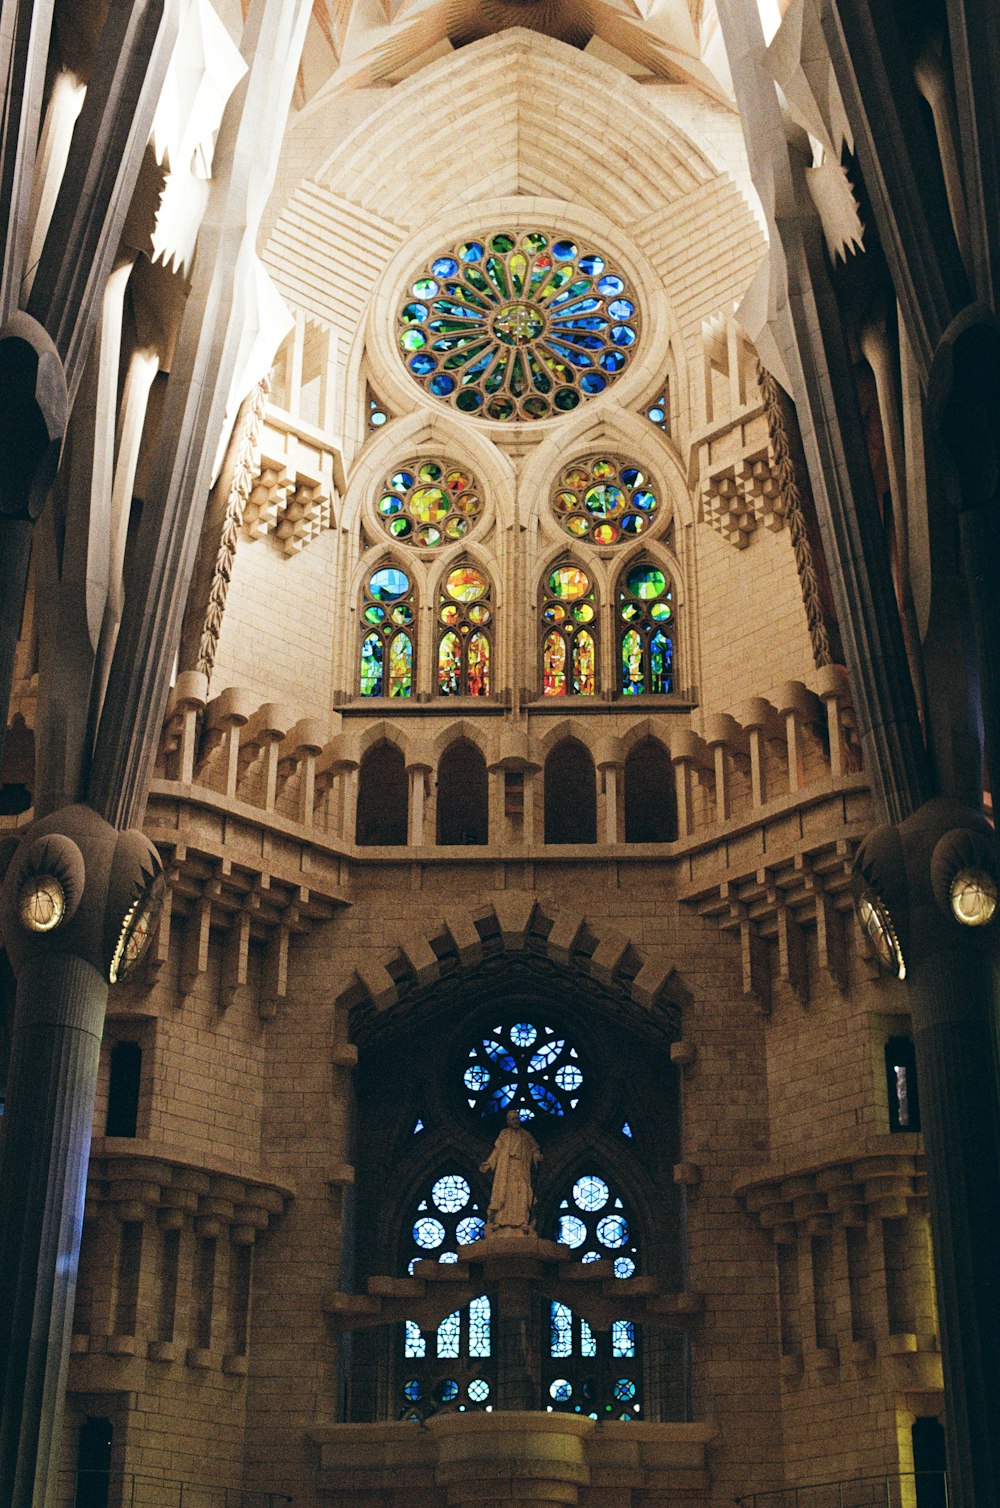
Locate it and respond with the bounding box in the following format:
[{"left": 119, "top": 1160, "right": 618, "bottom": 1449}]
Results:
[{"left": 461, "top": 1021, "right": 585, "bottom": 1121}]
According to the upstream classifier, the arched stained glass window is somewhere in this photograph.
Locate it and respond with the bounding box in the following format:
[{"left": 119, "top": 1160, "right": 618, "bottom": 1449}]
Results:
[
  {"left": 438, "top": 565, "right": 493, "bottom": 696},
  {"left": 540, "top": 563, "right": 597, "bottom": 696},
  {"left": 376, "top": 458, "right": 482, "bottom": 549},
  {"left": 545, "top": 1172, "right": 643, "bottom": 1419},
  {"left": 618, "top": 561, "right": 673, "bottom": 695},
  {"left": 399, "top": 1171, "right": 493, "bottom": 1414},
  {"left": 360, "top": 565, "right": 415, "bottom": 697},
  {"left": 551, "top": 456, "right": 659, "bottom": 545},
  {"left": 461, "top": 1020, "right": 585, "bottom": 1122}
]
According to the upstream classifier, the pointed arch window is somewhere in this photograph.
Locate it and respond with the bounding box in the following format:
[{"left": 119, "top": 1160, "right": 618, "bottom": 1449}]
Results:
[
  {"left": 545, "top": 1171, "right": 643, "bottom": 1420},
  {"left": 438, "top": 565, "right": 493, "bottom": 696},
  {"left": 540, "top": 563, "right": 597, "bottom": 696},
  {"left": 618, "top": 561, "right": 673, "bottom": 695},
  {"left": 399, "top": 1172, "right": 494, "bottom": 1415},
  {"left": 360, "top": 565, "right": 416, "bottom": 697}
]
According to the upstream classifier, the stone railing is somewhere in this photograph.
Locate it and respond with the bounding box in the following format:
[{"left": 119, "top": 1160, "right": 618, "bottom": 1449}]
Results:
[
  {"left": 150, "top": 664, "right": 870, "bottom": 1011},
  {"left": 310, "top": 1415, "right": 715, "bottom": 1506}
]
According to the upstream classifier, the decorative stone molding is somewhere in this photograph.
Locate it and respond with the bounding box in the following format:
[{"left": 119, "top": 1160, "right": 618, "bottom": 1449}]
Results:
[
  {"left": 197, "top": 377, "right": 270, "bottom": 681},
  {"left": 756, "top": 360, "right": 839, "bottom": 668},
  {"left": 240, "top": 405, "right": 341, "bottom": 555},
  {"left": 326, "top": 1234, "right": 702, "bottom": 1337},
  {"left": 697, "top": 427, "right": 785, "bottom": 548},
  {"left": 734, "top": 1139, "right": 927, "bottom": 1237},
  {"left": 85, "top": 1142, "right": 292, "bottom": 1237},
  {"left": 335, "top": 896, "right": 683, "bottom": 1040}
]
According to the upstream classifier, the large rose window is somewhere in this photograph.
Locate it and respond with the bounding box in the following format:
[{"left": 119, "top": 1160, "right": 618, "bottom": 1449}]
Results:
[{"left": 397, "top": 231, "right": 639, "bottom": 422}]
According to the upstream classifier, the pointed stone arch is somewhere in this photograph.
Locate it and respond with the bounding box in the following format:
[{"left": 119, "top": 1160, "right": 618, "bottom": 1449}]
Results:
[
  {"left": 320, "top": 31, "right": 716, "bottom": 223},
  {"left": 334, "top": 895, "right": 687, "bottom": 1039}
]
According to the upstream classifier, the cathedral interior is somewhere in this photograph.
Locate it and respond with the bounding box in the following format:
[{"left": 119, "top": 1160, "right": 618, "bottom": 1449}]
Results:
[{"left": 0, "top": 0, "right": 998, "bottom": 1505}]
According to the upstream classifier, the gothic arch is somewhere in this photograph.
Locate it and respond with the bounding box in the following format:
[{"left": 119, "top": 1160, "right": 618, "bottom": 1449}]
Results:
[
  {"left": 521, "top": 405, "right": 692, "bottom": 541},
  {"left": 340, "top": 409, "right": 516, "bottom": 541},
  {"left": 362, "top": 193, "right": 671, "bottom": 433},
  {"left": 334, "top": 896, "right": 685, "bottom": 1031},
  {"left": 319, "top": 32, "right": 716, "bottom": 221}
]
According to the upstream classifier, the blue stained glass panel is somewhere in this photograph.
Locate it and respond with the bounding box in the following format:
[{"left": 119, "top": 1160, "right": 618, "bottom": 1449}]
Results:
[
  {"left": 404, "top": 1321, "right": 426, "bottom": 1358},
  {"left": 414, "top": 1217, "right": 445, "bottom": 1249},
  {"left": 557, "top": 1215, "right": 587, "bottom": 1247},
  {"left": 437, "top": 1310, "right": 460, "bottom": 1358},
  {"left": 612, "top": 1319, "right": 636, "bottom": 1357},
  {"left": 597, "top": 1214, "right": 629, "bottom": 1248},
  {"left": 573, "top": 1176, "right": 609, "bottom": 1211},
  {"left": 551, "top": 1302, "right": 573, "bottom": 1357},
  {"left": 469, "top": 1295, "right": 491, "bottom": 1357}
]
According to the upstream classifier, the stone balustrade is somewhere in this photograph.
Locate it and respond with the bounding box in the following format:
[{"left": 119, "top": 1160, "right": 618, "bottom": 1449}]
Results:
[
  {"left": 155, "top": 663, "right": 861, "bottom": 852},
  {"left": 146, "top": 663, "right": 870, "bottom": 1013}
]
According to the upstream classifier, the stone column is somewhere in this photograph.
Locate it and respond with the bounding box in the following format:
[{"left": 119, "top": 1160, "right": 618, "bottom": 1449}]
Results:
[
  {"left": 0, "top": 805, "right": 162, "bottom": 1507},
  {"left": 854, "top": 801, "right": 1000, "bottom": 1508}
]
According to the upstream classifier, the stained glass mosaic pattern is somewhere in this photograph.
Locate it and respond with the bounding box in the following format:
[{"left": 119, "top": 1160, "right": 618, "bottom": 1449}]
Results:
[
  {"left": 376, "top": 458, "right": 482, "bottom": 549},
  {"left": 551, "top": 456, "right": 659, "bottom": 545},
  {"left": 360, "top": 565, "right": 415, "bottom": 696},
  {"left": 398, "top": 231, "right": 640, "bottom": 422},
  {"left": 405, "top": 1170, "right": 486, "bottom": 1270},
  {"left": 462, "top": 1021, "right": 585, "bottom": 1121},
  {"left": 619, "top": 561, "right": 674, "bottom": 695},
  {"left": 553, "top": 1172, "right": 639, "bottom": 1275},
  {"left": 541, "top": 563, "right": 597, "bottom": 696},
  {"left": 545, "top": 1173, "right": 642, "bottom": 1419},
  {"left": 400, "top": 1171, "right": 493, "bottom": 1413},
  {"left": 438, "top": 564, "right": 492, "bottom": 696}
]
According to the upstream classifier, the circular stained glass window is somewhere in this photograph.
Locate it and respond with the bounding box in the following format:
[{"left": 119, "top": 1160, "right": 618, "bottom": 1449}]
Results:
[
  {"left": 554, "top": 1175, "right": 639, "bottom": 1277},
  {"left": 413, "top": 1217, "right": 446, "bottom": 1249},
  {"left": 552, "top": 457, "right": 659, "bottom": 545},
  {"left": 597, "top": 1214, "right": 629, "bottom": 1248},
  {"left": 432, "top": 1175, "right": 471, "bottom": 1213},
  {"left": 398, "top": 231, "right": 640, "bottom": 422},
  {"left": 461, "top": 1020, "right": 585, "bottom": 1121},
  {"left": 573, "top": 1175, "right": 609, "bottom": 1212},
  {"left": 376, "top": 458, "right": 482, "bottom": 548}
]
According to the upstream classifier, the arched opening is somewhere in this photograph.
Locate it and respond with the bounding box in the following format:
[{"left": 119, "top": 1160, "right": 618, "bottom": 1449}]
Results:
[
  {"left": 544, "top": 740, "right": 596, "bottom": 843},
  {"left": 437, "top": 740, "right": 488, "bottom": 845},
  {"left": 911, "top": 1416, "right": 947, "bottom": 1507},
  {"left": 348, "top": 973, "right": 685, "bottom": 1423},
  {"left": 885, "top": 1035, "right": 920, "bottom": 1132},
  {"left": 74, "top": 1416, "right": 112, "bottom": 1508},
  {"left": 356, "top": 742, "right": 408, "bottom": 846},
  {"left": 624, "top": 739, "right": 677, "bottom": 843},
  {"left": 105, "top": 1040, "right": 142, "bottom": 1137}
]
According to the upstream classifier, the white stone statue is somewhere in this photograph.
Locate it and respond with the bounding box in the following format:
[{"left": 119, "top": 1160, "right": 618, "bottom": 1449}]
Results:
[{"left": 480, "top": 1110, "right": 542, "bottom": 1236}]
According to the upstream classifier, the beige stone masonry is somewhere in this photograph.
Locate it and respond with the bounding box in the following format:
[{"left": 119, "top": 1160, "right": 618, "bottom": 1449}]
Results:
[{"left": 311, "top": 1414, "right": 716, "bottom": 1505}]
